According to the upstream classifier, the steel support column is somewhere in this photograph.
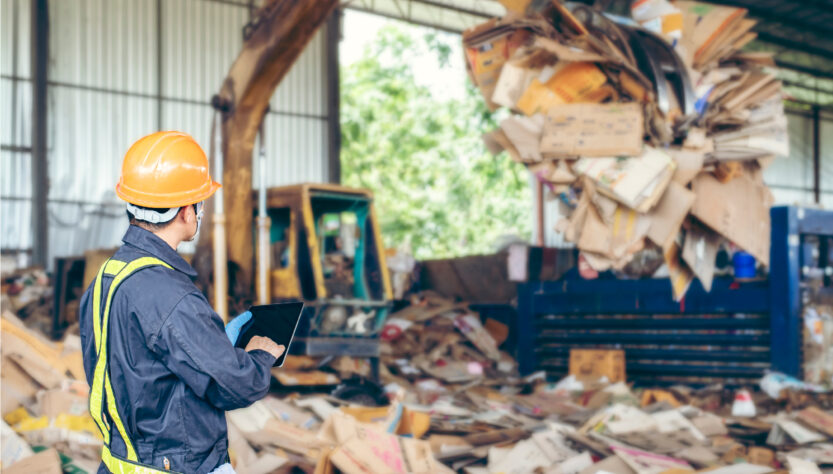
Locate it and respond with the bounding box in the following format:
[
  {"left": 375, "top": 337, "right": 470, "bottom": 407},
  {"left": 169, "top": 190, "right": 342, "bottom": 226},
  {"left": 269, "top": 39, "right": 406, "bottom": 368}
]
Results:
[
  {"left": 769, "top": 207, "right": 801, "bottom": 377},
  {"left": 31, "top": 0, "right": 49, "bottom": 267},
  {"left": 325, "top": 8, "right": 342, "bottom": 184},
  {"left": 813, "top": 106, "right": 820, "bottom": 204}
]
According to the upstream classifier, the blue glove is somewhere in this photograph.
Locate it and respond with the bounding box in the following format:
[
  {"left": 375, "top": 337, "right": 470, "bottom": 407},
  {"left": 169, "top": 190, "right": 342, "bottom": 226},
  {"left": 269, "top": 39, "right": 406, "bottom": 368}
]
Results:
[{"left": 225, "top": 311, "right": 252, "bottom": 345}]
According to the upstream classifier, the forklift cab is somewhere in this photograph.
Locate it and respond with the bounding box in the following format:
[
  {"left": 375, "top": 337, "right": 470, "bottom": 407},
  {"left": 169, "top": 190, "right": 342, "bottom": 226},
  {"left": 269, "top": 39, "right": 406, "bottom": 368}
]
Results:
[{"left": 255, "top": 184, "right": 393, "bottom": 359}]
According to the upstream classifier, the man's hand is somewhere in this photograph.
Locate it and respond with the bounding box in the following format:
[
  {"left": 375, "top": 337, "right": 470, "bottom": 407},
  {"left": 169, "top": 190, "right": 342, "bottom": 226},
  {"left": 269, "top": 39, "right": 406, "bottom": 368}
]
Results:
[{"left": 245, "top": 336, "right": 284, "bottom": 359}]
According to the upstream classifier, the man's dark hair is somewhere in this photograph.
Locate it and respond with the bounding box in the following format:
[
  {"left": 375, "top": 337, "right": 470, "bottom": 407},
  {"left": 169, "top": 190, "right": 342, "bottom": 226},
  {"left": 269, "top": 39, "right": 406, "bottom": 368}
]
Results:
[{"left": 126, "top": 205, "right": 180, "bottom": 232}]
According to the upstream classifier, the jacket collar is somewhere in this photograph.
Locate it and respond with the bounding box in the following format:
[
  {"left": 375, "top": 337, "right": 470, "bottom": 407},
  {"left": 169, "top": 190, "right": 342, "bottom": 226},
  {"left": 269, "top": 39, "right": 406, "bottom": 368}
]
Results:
[{"left": 122, "top": 225, "right": 198, "bottom": 278}]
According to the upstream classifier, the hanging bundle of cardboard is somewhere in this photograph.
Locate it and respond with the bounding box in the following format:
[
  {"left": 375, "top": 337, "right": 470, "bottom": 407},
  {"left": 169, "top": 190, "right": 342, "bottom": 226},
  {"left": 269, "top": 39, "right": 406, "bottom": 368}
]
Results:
[{"left": 470, "top": 0, "right": 787, "bottom": 300}]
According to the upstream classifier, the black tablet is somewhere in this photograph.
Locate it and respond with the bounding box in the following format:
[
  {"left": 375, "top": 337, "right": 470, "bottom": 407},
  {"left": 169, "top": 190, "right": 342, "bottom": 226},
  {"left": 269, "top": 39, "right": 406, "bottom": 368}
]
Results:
[{"left": 234, "top": 302, "right": 304, "bottom": 367}]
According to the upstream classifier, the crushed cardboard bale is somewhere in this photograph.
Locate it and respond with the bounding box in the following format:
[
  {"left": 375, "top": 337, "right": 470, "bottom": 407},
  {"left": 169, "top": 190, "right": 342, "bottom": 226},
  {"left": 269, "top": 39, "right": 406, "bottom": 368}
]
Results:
[{"left": 470, "top": 0, "right": 787, "bottom": 300}]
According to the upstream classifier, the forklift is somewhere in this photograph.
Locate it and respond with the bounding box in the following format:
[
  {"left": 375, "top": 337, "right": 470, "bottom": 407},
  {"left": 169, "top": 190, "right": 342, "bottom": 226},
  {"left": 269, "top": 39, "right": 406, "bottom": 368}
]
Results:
[{"left": 252, "top": 183, "right": 393, "bottom": 381}]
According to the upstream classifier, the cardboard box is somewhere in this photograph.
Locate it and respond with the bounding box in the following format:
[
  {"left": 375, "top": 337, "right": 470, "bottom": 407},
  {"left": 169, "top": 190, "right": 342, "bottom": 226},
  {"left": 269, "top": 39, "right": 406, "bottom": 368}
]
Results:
[
  {"left": 747, "top": 446, "right": 774, "bottom": 466},
  {"left": 499, "top": 114, "right": 546, "bottom": 162},
  {"left": 690, "top": 170, "right": 772, "bottom": 266},
  {"left": 1, "top": 318, "right": 69, "bottom": 390},
  {"left": 37, "top": 389, "right": 89, "bottom": 419},
  {"left": 573, "top": 147, "right": 675, "bottom": 212},
  {"left": 463, "top": 21, "right": 530, "bottom": 110},
  {"left": 569, "top": 349, "right": 625, "bottom": 383},
  {"left": 1, "top": 420, "right": 33, "bottom": 469},
  {"left": 611, "top": 446, "right": 691, "bottom": 474},
  {"left": 272, "top": 370, "right": 340, "bottom": 386},
  {"left": 492, "top": 59, "right": 540, "bottom": 110},
  {"left": 328, "top": 421, "right": 436, "bottom": 474},
  {"left": 667, "top": 149, "right": 704, "bottom": 185},
  {"left": 579, "top": 455, "right": 636, "bottom": 474},
  {"left": 540, "top": 103, "right": 644, "bottom": 158},
  {"left": 646, "top": 181, "right": 695, "bottom": 251},
  {"left": 516, "top": 62, "right": 609, "bottom": 116},
  {"left": 797, "top": 406, "right": 833, "bottom": 438},
  {"left": 677, "top": 1, "right": 749, "bottom": 68},
  {"left": 3, "top": 447, "right": 62, "bottom": 474}
]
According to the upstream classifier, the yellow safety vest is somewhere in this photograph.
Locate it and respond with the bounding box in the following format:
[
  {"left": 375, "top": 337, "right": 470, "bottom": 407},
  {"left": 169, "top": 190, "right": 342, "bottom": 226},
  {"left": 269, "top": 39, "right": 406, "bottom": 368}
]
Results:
[{"left": 89, "top": 257, "right": 183, "bottom": 474}]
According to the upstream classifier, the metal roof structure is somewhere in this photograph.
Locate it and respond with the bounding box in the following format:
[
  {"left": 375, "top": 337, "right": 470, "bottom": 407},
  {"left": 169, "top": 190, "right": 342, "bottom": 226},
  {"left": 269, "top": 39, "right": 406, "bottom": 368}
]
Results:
[{"left": 348, "top": 0, "right": 833, "bottom": 108}]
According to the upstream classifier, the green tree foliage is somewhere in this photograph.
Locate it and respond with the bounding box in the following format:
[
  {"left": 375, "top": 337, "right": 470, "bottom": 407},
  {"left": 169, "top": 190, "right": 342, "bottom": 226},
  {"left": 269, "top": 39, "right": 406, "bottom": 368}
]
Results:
[{"left": 340, "top": 26, "right": 532, "bottom": 259}]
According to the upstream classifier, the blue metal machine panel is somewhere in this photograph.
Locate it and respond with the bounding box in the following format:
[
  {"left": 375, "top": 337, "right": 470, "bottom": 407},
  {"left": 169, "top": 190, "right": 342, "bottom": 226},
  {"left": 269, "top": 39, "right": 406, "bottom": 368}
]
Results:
[{"left": 516, "top": 206, "right": 833, "bottom": 384}]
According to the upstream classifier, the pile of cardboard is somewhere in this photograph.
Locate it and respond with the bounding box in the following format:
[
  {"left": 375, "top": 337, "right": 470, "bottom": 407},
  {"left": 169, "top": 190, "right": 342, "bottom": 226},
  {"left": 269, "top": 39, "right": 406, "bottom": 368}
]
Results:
[
  {"left": 1, "top": 266, "right": 55, "bottom": 335},
  {"left": 227, "top": 395, "right": 444, "bottom": 473},
  {"left": 220, "top": 371, "right": 833, "bottom": 473},
  {"left": 1, "top": 311, "right": 101, "bottom": 472},
  {"left": 3, "top": 297, "right": 833, "bottom": 473},
  {"left": 380, "top": 292, "right": 517, "bottom": 390},
  {"left": 468, "top": 0, "right": 787, "bottom": 299}
]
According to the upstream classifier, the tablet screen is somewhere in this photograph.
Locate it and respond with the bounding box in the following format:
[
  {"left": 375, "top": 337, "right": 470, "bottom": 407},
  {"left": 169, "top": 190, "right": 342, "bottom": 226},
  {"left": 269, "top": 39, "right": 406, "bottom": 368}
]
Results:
[{"left": 235, "top": 302, "right": 304, "bottom": 367}]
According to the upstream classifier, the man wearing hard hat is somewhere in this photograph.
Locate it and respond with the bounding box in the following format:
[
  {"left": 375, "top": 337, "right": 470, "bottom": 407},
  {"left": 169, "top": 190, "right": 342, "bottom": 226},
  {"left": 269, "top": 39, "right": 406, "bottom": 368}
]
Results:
[{"left": 79, "top": 131, "right": 282, "bottom": 474}]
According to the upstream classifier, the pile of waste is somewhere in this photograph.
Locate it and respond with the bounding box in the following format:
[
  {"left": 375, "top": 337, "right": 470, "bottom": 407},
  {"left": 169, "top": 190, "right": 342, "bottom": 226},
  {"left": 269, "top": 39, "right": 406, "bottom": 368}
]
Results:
[
  {"left": 380, "top": 292, "right": 518, "bottom": 391},
  {"left": 3, "top": 289, "right": 833, "bottom": 473},
  {"left": 467, "top": 0, "right": 787, "bottom": 300},
  {"left": 227, "top": 374, "right": 833, "bottom": 474},
  {"left": 1, "top": 311, "right": 100, "bottom": 473}
]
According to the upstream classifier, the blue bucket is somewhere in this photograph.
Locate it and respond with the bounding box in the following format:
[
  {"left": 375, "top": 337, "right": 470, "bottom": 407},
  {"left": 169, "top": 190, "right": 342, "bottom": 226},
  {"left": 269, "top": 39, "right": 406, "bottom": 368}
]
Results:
[{"left": 733, "top": 251, "right": 756, "bottom": 279}]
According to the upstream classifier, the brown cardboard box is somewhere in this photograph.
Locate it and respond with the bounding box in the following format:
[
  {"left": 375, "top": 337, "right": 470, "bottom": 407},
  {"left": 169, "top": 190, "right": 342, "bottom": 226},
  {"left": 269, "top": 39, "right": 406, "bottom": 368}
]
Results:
[
  {"left": 667, "top": 149, "right": 704, "bottom": 186},
  {"left": 797, "top": 407, "right": 833, "bottom": 438},
  {"left": 540, "top": 103, "right": 644, "bottom": 158},
  {"left": 573, "top": 147, "right": 674, "bottom": 213},
  {"left": 569, "top": 349, "right": 625, "bottom": 383},
  {"left": 4, "top": 447, "right": 62, "bottom": 474},
  {"left": 690, "top": 171, "right": 772, "bottom": 266},
  {"left": 463, "top": 22, "right": 529, "bottom": 110},
  {"left": 747, "top": 446, "right": 775, "bottom": 466},
  {"left": 1, "top": 359, "right": 41, "bottom": 416},
  {"left": 328, "top": 424, "right": 436, "bottom": 474},
  {"left": 83, "top": 248, "right": 117, "bottom": 289},
  {"left": 492, "top": 59, "right": 540, "bottom": 110},
  {"left": 677, "top": 1, "right": 749, "bottom": 68},
  {"left": 499, "top": 114, "right": 545, "bottom": 162},
  {"left": 37, "top": 389, "right": 89, "bottom": 419},
  {"left": 1, "top": 318, "right": 69, "bottom": 389},
  {"left": 646, "top": 181, "right": 695, "bottom": 251},
  {"left": 516, "top": 62, "right": 609, "bottom": 116},
  {"left": 579, "top": 455, "right": 636, "bottom": 474}
]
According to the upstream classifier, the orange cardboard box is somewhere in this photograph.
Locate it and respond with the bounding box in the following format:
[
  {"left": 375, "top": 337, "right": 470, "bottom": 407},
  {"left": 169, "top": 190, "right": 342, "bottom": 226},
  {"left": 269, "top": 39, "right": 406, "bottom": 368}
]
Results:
[{"left": 569, "top": 349, "right": 625, "bottom": 383}]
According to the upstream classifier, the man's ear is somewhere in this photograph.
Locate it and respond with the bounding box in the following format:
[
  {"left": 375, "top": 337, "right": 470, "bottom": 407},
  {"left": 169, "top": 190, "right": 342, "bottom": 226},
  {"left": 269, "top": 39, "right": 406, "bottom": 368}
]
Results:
[{"left": 178, "top": 206, "right": 192, "bottom": 224}]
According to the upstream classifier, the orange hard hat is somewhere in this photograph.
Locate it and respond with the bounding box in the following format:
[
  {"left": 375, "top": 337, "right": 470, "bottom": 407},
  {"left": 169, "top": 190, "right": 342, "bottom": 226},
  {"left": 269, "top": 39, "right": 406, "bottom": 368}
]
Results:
[{"left": 116, "top": 131, "right": 221, "bottom": 208}]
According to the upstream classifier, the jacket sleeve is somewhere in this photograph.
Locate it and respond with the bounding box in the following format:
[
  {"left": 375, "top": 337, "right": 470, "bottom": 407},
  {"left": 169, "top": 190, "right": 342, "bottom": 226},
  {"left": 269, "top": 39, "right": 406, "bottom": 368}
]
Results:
[{"left": 150, "top": 292, "right": 276, "bottom": 410}]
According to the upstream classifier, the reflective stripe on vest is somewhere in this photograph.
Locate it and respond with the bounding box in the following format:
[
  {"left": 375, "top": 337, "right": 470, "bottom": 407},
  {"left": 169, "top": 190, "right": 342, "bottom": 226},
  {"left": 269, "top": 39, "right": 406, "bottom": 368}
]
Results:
[{"left": 89, "top": 257, "right": 182, "bottom": 474}]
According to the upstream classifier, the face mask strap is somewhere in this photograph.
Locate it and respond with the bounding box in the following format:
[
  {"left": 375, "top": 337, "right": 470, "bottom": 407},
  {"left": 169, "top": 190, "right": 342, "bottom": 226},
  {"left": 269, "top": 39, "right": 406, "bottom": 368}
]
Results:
[{"left": 126, "top": 203, "right": 179, "bottom": 224}]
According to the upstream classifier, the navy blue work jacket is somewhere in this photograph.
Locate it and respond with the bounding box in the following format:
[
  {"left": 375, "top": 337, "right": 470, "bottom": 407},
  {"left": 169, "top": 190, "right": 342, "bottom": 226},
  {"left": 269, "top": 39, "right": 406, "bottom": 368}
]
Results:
[{"left": 79, "top": 225, "right": 275, "bottom": 473}]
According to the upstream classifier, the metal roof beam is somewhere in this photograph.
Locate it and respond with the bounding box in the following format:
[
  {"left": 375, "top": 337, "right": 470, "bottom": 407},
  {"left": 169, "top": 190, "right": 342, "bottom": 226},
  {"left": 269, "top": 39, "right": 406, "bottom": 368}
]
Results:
[
  {"left": 757, "top": 32, "right": 833, "bottom": 63},
  {"left": 699, "top": 0, "right": 831, "bottom": 38},
  {"left": 782, "top": 79, "right": 833, "bottom": 96},
  {"left": 407, "top": 0, "right": 493, "bottom": 19},
  {"left": 775, "top": 60, "right": 833, "bottom": 81}
]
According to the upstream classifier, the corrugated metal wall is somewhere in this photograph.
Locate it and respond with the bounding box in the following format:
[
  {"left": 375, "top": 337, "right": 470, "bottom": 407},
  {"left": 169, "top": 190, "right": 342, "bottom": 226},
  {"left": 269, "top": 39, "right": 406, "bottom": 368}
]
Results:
[
  {"left": 1, "top": 0, "right": 33, "bottom": 257},
  {"left": 1, "top": 0, "right": 331, "bottom": 263}
]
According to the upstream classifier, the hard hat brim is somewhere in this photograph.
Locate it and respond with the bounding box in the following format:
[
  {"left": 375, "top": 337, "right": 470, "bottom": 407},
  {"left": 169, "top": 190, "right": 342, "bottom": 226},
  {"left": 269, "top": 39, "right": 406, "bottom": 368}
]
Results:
[{"left": 115, "top": 179, "right": 221, "bottom": 209}]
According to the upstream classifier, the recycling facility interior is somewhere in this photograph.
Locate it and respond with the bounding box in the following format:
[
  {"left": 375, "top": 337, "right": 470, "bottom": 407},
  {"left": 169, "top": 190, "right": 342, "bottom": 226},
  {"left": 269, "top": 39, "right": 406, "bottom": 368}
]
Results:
[{"left": 3, "top": 0, "right": 833, "bottom": 473}]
